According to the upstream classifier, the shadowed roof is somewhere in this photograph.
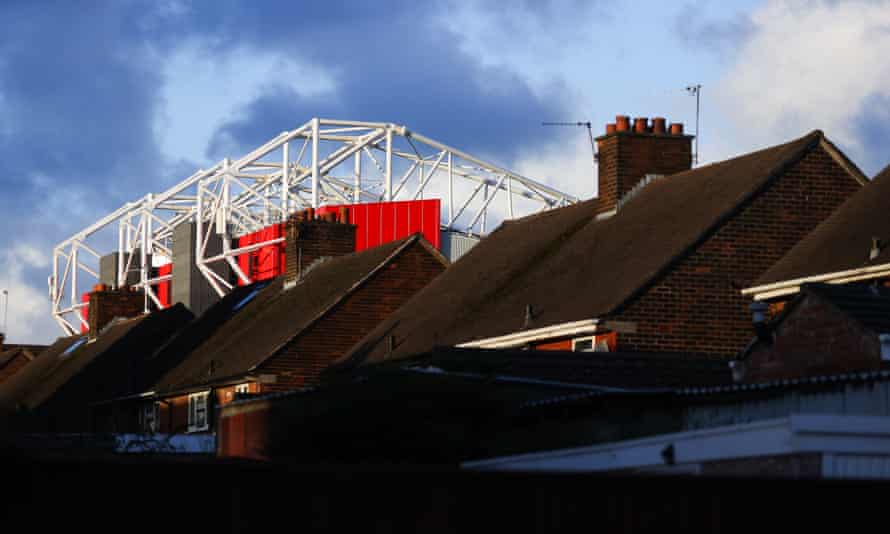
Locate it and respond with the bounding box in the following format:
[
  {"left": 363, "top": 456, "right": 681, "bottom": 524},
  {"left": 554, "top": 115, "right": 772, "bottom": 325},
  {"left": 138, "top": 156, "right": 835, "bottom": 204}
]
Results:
[
  {"left": 0, "top": 305, "right": 194, "bottom": 414},
  {"left": 153, "top": 234, "right": 445, "bottom": 394},
  {"left": 337, "top": 130, "right": 864, "bottom": 367}
]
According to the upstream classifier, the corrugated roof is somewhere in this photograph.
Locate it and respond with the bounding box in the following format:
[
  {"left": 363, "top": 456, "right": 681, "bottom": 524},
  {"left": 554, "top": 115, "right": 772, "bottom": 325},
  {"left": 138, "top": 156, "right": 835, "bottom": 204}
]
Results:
[
  {"left": 339, "top": 130, "right": 848, "bottom": 367},
  {"left": 755, "top": 164, "right": 890, "bottom": 286}
]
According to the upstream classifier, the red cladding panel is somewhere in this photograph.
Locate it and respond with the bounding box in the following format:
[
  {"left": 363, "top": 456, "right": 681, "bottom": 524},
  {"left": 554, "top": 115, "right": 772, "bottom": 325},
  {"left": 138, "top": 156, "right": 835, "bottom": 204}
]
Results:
[
  {"left": 235, "top": 223, "right": 286, "bottom": 285},
  {"left": 317, "top": 199, "right": 440, "bottom": 252},
  {"left": 80, "top": 292, "right": 90, "bottom": 334},
  {"left": 156, "top": 263, "right": 172, "bottom": 308}
]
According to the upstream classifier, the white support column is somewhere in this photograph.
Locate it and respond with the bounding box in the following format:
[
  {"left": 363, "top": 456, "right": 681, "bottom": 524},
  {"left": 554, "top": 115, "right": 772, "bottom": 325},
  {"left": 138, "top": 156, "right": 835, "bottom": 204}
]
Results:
[
  {"left": 70, "top": 245, "right": 78, "bottom": 313},
  {"left": 311, "top": 118, "right": 320, "bottom": 208},
  {"left": 117, "top": 222, "right": 125, "bottom": 288},
  {"left": 354, "top": 151, "right": 361, "bottom": 203},
  {"left": 507, "top": 176, "right": 514, "bottom": 219},
  {"left": 448, "top": 152, "right": 454, "bottom": 228},
  {"left": 281, "top": 141, "right": 289, "bottom": 218},
  {"left": 482, "top": 184, "right": 488, "bottom": 234},
  {"left": 141, "top": 213, "right": 149, "bottom": 313},
  {"left": 385, "top": 127, "right": 393, "bottom": 201}
]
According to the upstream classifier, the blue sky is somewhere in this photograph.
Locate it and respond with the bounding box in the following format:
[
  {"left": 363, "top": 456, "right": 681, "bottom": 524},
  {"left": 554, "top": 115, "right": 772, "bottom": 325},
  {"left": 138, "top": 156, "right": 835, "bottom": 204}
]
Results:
[{"left": 2, "top": 0, "right": 890, "bottom": 342}]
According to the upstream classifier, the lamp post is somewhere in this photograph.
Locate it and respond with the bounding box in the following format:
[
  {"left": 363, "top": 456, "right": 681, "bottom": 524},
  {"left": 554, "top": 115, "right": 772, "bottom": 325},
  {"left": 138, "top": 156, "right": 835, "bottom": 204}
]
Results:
[{"left": 2, "top": 289, "right": 7, "bottom": 337}]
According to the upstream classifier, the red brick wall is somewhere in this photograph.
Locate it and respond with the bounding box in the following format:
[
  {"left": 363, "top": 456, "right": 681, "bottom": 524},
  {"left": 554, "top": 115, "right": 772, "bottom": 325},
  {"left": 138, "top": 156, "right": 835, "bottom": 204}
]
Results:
[
  {"left": 158, "top": 382, "right": 260, "bottom": 434},
  {"left": 88, "top": 289, "right": 144, "bottom": 335},
  {"left": 285, "top": 217, "right": 356, "bottom": 284},
  {"left": 595, "top": 132, "right": 693, "bottom": 214},
  {"left": 611, "top": 145, "right": 863, "bottom": 358},
  {"left": 745, "top": 294, "right": 880, "bottom": 381},
  {"left": 259, "top": 241, "right": 446, "bottom": 390}
]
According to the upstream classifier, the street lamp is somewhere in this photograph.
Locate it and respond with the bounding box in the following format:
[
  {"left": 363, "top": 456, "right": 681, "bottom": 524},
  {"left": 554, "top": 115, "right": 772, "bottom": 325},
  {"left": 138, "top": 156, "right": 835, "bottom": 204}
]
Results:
[{"left": 2, "top": 289, "right": 8, "bottom": 337}]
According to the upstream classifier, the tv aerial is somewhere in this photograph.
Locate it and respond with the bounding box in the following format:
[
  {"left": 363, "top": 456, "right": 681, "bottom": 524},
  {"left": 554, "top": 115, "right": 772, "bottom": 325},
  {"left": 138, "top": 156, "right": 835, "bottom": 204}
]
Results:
[{"left": 542, "top": 121, "right": 597, "bottom": 171}]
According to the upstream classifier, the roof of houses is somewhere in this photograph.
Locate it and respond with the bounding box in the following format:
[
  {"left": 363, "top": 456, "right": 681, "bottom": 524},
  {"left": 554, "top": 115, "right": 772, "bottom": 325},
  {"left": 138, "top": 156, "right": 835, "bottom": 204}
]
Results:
[
  {"left": 0, "top": 305, "right": 193, "bottom": 414},
  {"left": 338, "top": 130, "right": 864, "bottom": 368},
  {"left": 0, "top": 347, "right": 37, "bottom": 370},
  {"left": 152, "top": 233, "right": 446, "bottom": 394},
  {"left": 371, "top": 347, "right": 733, "bottom": 390},
  {"left": 751, "top": 165, "right": 890, "bottom": 291}
]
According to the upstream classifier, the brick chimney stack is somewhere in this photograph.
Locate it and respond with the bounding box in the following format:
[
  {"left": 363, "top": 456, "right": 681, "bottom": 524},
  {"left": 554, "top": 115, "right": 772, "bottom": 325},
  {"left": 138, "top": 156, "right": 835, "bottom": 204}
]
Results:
[
  {"left": 87, "top": 284, "right": 144, "bottom": 339},
  {"left": 285, "top": 208, "right": 356, "bottom": 286},
  {"left": 595, "top": 115, "right": 693, "bottom": 215}
]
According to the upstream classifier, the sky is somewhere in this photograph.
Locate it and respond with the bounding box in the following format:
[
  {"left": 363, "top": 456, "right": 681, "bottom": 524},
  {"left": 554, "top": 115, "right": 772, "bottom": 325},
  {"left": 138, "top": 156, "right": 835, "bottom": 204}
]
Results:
[{"left": 3, "top": 0, "right": 890, "bottom": 343}]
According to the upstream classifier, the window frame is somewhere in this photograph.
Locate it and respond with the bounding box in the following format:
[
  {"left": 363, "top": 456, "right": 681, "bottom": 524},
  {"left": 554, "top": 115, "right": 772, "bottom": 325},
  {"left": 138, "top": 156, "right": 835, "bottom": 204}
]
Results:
[
  {"left": 187, "top": 391, "right": 210, "bottom": 432},
  {"left": 140, "top": 401, "right": 159, "bottom": 434},
  {"left": 572, "top": 335, "right": 612, "bottom": 353}
]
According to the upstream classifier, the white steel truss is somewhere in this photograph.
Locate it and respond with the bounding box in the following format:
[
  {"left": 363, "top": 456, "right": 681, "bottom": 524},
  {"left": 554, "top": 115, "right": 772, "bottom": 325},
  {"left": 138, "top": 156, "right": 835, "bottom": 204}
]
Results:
[{"left": 50, "top": 118, "right": 578, "bottom": 335}]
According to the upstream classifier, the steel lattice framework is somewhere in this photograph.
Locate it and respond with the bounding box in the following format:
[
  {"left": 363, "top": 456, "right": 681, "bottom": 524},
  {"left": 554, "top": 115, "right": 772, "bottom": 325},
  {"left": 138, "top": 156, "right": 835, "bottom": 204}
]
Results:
[{"left": 50, "top": 118, "right": 579, "bottom": 335}]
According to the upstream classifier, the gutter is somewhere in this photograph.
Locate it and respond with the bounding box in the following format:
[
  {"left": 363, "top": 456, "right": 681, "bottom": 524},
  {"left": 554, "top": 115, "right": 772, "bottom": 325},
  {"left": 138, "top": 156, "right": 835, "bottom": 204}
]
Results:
[
  {"left": 742, "top": 262, "right": 890, "bottom": 300},
  {"left": 456, "top": 319, "right": 601, "bottom": 349}
]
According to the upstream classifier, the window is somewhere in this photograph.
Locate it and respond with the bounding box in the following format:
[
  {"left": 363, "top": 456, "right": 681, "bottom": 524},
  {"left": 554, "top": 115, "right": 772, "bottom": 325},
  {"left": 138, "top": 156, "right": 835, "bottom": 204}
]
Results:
[
  {"left": 572, "top": 334, "right": 614, "bottom": 353},
  {"left": 188, "top": 391, "right": 210, "bottom": 432},
  {"left": 140, "top": 402, "right": 159, "bottom": 433},
  {"left": 234, "top": 383, "right": 250, "bottom": 395}
]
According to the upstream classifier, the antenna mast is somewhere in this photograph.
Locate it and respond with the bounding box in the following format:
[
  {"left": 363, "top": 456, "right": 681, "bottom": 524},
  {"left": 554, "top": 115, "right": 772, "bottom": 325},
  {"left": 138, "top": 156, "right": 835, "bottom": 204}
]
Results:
[
  {"left": 542, "top": 121, "right": 597, "bottom": 169},
  {"left": 685, "top": 84, "right": 701, "bottom": 166}
]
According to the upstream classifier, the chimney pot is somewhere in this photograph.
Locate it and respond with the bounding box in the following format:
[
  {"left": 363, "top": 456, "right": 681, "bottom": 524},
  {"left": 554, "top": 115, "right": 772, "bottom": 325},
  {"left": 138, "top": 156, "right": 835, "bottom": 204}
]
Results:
[
  {"left": 615, "top": 115, "right": 630, "bottom": 132},
  {"left": 605, "top": 123, "right": 616, "bottom": 135},
  {"left": 871, "top": 237, "right": 882, "bottom": 261},
  {"left": 338, "top": 207, "right": 349, "bottom": 223},
  {"left": 633, "top": 117, "right": 649, "bottom": 133},
  {"left": 324, "top": 212, "right": 337, "bottom": 223},
  {"left": 652, "top": 117, "right": 666, "bottom": 135},
  {"left": 670, "top": 123, "right": 684, "bottom": 135}
]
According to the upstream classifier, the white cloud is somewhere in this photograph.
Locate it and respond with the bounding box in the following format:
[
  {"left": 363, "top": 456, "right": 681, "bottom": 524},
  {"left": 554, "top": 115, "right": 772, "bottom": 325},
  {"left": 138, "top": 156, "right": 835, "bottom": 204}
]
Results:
[
  {"left": 715, "top": 0, "right": 890, "bottom": 169},
  {"left": 153, "top": 39, "right": 337, "bottom": 164},
  {"left": 0, "top": 244, "right": 57, "bottom": 344}
]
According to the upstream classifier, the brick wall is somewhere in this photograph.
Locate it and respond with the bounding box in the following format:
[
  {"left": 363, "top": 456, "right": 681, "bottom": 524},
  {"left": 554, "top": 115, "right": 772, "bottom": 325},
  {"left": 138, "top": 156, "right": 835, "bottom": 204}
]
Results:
[
  {"left": 88, "top": 288, "right": 144, "bottom": 336},
  {"left": 611, "top": 145, "right": 863, "bottom": 358},
  {"left": 285, "top": 216, "right": 357, "bottom": 284},
  {"left": 595, "top": 131, "right": 693, "bottom": 214},
  {"left": 260, "top": 240, "right": 446, "bottom": 390},
  {"left": 745, "top": 293, "right": 881, "bottom": 381}
]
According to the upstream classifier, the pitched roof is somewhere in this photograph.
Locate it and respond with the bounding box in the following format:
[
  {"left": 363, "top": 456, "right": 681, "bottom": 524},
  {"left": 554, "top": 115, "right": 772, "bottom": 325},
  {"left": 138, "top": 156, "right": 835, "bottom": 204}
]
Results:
[
  {"left": 781, "top": 283, "right": 890, "bottom": 335},
  {"left": 0, "top": 305, "right": 193, "bottom": 414},
  {"left": 389, "top": 347, "right": 732, "bottom": 389},
  {"left": 153, "top": 234, "right": 445, "bottom": 394},
  {"left": 753, "top": 165, "right": 890, "bottom": 288},
  {"left": 340, "top": 130, "right": 861, "bottom": 367},
  {"left": 0, "top": 347, "right": 36, "bottom": 370}
]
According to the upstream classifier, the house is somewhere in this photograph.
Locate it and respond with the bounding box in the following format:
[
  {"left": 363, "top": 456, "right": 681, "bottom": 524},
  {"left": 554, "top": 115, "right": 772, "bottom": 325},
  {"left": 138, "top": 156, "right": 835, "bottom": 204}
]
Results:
[
  {"left": 335, "top": 120, "right": 867, "bottom": 370},
  {"left": 0, "top": 333, "right": 46, "bottom": 384},
  {"left": 743, "top": 164, "right": 890, "bottom": 307},
  {"left": 119, "top": 226, "right": 448, "bottom": 436},
  {"left": 732, "top": 283, "right": 890, "bottom": 382},
  {"left": 0, "top": 295, "right": 193, "bottom": 432},
  {"left": 218, "top": 346, "right": 730, "bottom": 463}
]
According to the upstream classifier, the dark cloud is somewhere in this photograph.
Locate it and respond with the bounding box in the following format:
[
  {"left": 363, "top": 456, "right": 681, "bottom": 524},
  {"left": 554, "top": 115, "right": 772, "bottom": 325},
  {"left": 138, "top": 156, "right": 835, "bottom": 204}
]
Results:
[{"left": 197, "top": 1, "right": 571, "bottom": 163}]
